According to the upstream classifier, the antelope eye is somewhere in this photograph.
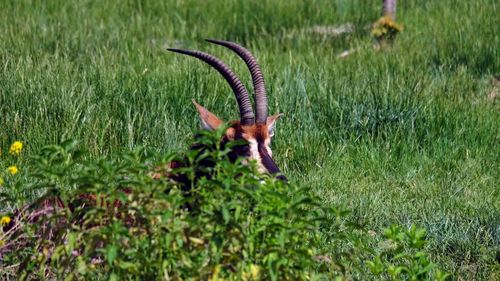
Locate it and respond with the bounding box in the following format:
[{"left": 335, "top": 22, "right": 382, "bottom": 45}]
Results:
[{"left": 239, "top": 144, "right": 250, "bottom": 156}]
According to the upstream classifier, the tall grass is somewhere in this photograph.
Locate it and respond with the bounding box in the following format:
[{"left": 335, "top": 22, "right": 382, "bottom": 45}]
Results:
[{"left": 1, "top": 0, "right": 498, "bottom": 279}]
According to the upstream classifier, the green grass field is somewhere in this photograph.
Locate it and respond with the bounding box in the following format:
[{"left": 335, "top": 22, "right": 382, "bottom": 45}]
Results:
[{"left": 1, "top": 0, "right": 499, "bottom": 279}]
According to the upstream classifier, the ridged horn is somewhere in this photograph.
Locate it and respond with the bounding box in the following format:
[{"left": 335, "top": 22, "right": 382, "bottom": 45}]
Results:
[
  {"left": 168, "top": 48, "right": 255, "bottom": 125},
  {"left": 205, "top": 39, "right": 268, "bottom": 124}
]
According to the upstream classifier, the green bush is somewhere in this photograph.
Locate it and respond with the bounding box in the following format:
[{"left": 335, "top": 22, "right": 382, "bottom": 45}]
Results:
[{"left": 0, "top": 128, "right": 447, "bottom": 280}]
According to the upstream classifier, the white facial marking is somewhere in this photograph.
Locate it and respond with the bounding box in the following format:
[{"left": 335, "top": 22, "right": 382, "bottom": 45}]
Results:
[
  {"left": 247, "top": 137, "right": 274, "bottom": 174},
  {"left": 248, "top": 138, "right": 266, "bottom": 173}
]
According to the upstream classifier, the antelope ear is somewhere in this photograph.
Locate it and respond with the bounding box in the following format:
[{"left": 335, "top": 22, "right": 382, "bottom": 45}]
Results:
[
  {"left": 192, "top": 99, "right": 223, "bottom": 130},
  {"left": 267, "top": 113, "right": 283, "bottom": 137}
]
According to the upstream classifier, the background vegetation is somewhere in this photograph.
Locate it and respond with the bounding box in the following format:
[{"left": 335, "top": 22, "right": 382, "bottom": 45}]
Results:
[{"left": 0, "top": 0, "right": 498, "bottom": 279}]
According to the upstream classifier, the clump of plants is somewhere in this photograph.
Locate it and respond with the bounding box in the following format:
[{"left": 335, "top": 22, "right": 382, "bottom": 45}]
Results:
[
  {"left": 0, "top": 140, "right": 22, "bottom": 189},
  {"left": 0, "top": 140, "right": 23, "bottom": 248},
  {"left": 0, "top": 129, "right": 447, "bottom": 280},
  {"left": 371, "top": 15, "right": 403, "bottom": 44}
]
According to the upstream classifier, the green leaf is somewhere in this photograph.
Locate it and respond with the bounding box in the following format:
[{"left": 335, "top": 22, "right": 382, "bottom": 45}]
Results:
[
  {"left": 222, "top": 206, "right": 230, "bottom": 224},
  {"left": 106, "top": 244, "right": 118, "bottom": 266},
  {"left": 109, "top": 272, "right": 119, "bottom": 281},
  {"left": 118, "top": 261, "right": 138, "bottom": 271}
]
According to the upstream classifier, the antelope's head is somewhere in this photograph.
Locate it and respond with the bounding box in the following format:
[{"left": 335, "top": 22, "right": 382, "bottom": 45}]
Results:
[{"left": 168, "top": 39, "right": 286, "bottom": 181}]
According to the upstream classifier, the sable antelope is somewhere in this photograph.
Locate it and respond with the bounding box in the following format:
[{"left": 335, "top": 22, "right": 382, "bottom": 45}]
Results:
[
  {"left": 1, "top": 40, "right": 287, "bottom": 241},
  {"left": 167, "top": 39, "right": 287, "bottom": 182}
]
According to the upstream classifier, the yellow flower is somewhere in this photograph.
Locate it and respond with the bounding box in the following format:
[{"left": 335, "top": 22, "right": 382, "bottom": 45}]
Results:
[
  {"left": 210, "top": 265, "right": 221, "bottom": 281},
  {"left": 371, "top": 15, "right": 403, "bottom": 41},
  {"left": 250, "top": 264, "right": 260, "bottom": 279},
  {"left": 9, "top": 141, "right": 23, "bottom": 155},
  {"left": 7, "top": 166, "right": 19, "bottom": 175},
  {"left": 0, "top": 216, "right": 11, "bottom": 226},
  {"left": 242, "top": 264, "right": 261, "bottom": 280}
]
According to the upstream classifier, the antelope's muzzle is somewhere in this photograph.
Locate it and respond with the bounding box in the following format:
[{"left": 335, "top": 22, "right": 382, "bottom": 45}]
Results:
[{"left": 258, "top": 143, "right": 287, "bottom": 182}]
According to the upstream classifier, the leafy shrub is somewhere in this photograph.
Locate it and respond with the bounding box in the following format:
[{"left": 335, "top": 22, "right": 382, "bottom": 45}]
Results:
[
  {"left": 368, "top": 225, "right": 450, "bottom": 281},
  {"left": 0, "top": 128, "right": 447, "bottom": 280}
]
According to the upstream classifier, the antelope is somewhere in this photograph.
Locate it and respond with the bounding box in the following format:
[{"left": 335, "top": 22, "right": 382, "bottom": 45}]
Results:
[
  {"left": 2, "top": 40, "right": 287, "bottom": 241},
  {"left": 167, "top": 39, "right": 287, "bottom": 182}
]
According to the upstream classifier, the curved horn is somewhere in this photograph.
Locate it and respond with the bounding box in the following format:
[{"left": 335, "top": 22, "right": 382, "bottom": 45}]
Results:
[
  {"left": 168, "top": 48, "right": 255, "bottom": 125},
  {"left": 205, "top": 39, "right": 268, "bottom": 124}
]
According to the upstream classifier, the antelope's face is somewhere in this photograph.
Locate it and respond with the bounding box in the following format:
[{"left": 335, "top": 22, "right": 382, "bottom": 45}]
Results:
[
  {"left": 169, "top": 39, "right": 287, "bottom": 181},
  {"left": 193, "top": 101, "right": 286, "bottom": 181}
]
